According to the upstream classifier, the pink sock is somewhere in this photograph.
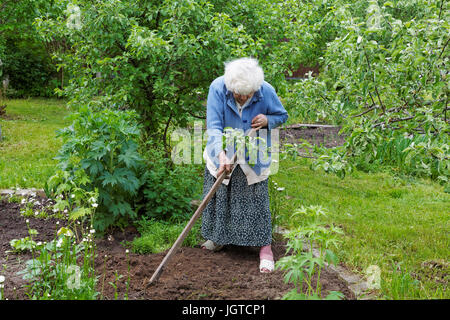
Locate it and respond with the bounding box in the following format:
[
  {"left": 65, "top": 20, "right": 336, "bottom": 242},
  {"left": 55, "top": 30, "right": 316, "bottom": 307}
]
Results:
[{"left": 259, "top": 244, "right": 273, "bottom": 261}]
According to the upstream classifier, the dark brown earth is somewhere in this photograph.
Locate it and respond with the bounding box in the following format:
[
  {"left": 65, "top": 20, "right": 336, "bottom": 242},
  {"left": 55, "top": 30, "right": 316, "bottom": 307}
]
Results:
[
  {"left": 0, "top": 196, "right": 355, "bottom": 300},
  {"left": 1, "top": 125, "right": 354, "bottom": 300},
  {"left": 280, "top": 125, "right": 346, "bottom": 148}
]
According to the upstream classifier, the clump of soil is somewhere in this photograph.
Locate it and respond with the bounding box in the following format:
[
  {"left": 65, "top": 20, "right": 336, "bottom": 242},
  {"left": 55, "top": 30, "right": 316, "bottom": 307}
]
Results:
[{"left": 0, "top": 196, "right": 355, "bottom": 300}]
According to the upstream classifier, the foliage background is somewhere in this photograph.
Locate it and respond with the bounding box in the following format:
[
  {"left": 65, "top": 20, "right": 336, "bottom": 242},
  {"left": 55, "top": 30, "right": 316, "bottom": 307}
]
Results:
[{"left": 1, "top": 0, "right": 448, "bottom": 226}]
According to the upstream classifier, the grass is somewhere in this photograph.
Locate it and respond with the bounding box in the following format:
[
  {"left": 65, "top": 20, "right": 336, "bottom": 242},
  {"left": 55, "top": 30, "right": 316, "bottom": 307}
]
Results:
[
  {"left": 0, "top": 98, "right": 74, "bottom": 189},
  {"left": 272, "top": 156, "right": 449, "bottom": 299},
  {"left": 132, "top": 218, "right": 201, "bottom": 254}
]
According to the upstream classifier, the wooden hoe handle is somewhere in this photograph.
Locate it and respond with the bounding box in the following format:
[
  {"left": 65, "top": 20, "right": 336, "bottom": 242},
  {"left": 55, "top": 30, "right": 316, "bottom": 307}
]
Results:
[{"left": 146, "top": 129, "right": 256, "bottom": 287}]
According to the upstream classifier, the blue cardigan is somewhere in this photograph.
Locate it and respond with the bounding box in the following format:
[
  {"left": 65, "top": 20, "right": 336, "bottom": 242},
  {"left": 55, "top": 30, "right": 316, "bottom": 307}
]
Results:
[{"left": 205, "top": 76, "right": 288, "bottom": 175}]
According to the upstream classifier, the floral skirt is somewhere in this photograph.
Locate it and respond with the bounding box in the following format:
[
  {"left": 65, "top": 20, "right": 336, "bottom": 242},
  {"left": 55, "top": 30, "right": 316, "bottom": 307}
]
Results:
[{"left": 201, "top": 165, "right": 272, "bottom": 247}]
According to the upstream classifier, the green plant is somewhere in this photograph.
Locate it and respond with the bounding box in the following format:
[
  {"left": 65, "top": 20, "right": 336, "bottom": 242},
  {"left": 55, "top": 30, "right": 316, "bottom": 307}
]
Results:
[
  {"left": 17, "top": 222, "right": 99, "bottom": 300},
  {"left": 6, "top": 193, "right": 21, "bottom": 204},
  {"left": 276, "top": 205, "right": 344, "bottom": 300},
  {"left": 109, "top": 271, "right": 124, "bottom": 300},
  {"left": 0, "top": 1, "right": 61, "bottom": 98},
  {"left": 139, "top": 145, "right": 202, "bottom": 222},
  {"left": 124, "top": 249, "right": 131, "bottom": 300},
  {"left": 132, "top": 218, "right": 201, "bottom": 254},
  {"left": 284, "top": 0, "right": 449, "bottom": 182},
  {"left": 54, "top": 105, "right": 145, "bottom": 232},
  {"left": 0, "top": 275, "right": 4, "bottom": 300},
  {"left": 34, "top": 0, "right": 277, "bottom": 143},
  {"left": 9, "top": 229, "right": 41, "bottom": 253},
  {"left": 268, "top": 178, "right": 284, "bottom": 235},
  {"left": 381, "top": 262, "right": 421, "bottom": 300}
]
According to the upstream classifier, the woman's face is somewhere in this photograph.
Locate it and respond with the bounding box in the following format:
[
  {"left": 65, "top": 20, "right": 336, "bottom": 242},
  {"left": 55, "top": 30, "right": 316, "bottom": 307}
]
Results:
[{"left": 233, "top": 92, "right": 254, "bottom": 106}]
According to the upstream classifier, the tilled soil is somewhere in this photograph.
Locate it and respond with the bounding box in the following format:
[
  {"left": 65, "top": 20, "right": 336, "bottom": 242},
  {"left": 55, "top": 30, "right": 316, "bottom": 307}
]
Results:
[
  {"left": 0, "top": 198, "right": 355, "bottom": 300},
  {"left": 280, "top": 126, "right": 346, "bottom": 148},
  {"left": 1, "top": 124, "right": 355, "bottom": 300}
]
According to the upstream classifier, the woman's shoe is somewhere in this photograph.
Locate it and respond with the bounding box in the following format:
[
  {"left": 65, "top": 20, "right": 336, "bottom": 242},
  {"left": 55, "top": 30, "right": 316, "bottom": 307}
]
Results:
[
  {"left": 201, "top": 240, "right": 224, "bottom": 252},
  {"left": 259, "top": 259, "right": 275, "bottom": 273},
  {"left": 259, "top": 244, "right": 274, "bottom": 273}
]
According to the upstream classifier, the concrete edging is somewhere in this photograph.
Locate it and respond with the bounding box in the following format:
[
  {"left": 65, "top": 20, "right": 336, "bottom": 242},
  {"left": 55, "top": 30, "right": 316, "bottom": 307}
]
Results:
[{"left": 0, "top": 188, "right": 46, "bottom": 198}]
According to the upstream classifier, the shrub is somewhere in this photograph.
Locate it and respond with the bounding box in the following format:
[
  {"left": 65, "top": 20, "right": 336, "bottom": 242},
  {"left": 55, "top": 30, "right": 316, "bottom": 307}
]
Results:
[
  {"left": 54, "top": 105, "right": 145, "bottom": 232},
  {"left": 2, "top": 37, "right": 58, "bottom": 98},
  {"left": 139, "top": 152, "right": 203, "bottom": 222}
]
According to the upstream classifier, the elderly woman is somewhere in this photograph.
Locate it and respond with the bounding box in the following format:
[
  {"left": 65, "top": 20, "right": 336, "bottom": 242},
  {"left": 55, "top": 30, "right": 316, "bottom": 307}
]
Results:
[{"left": 201, "top": 57, "right": 288, "bottom": 273}]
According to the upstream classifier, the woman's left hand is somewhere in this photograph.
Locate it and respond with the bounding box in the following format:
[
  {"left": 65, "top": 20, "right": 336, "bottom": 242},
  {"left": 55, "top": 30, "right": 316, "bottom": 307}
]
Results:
[{"left": 251, "top": 114, "right": 268, "bottom": 130}]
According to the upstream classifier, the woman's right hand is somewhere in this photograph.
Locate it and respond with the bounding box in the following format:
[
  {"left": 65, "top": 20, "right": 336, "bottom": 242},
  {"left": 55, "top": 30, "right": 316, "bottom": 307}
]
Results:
[{"left": 217, "top": 150, "right": 232, "bottom": 177}]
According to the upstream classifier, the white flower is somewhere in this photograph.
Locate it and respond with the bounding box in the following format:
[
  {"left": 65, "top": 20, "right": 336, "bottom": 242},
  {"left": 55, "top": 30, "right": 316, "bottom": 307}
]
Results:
[
  {"left": 71, "top": 194, "right": 75, "bottom": 199},
  {"left": 92, "top": 203, "right": 98, "bottom": 208},
  {"left": 63, "top": 209, "right": 68, "bottom": 214},
  {"left": 125, "top": 249, "right": 129, "bottom": 254},
  {"left": 0, "top": 275, "right": 5, "bottom": 283},
  {"left": 89, "top": 197, "right": 96, "bottom": 203},
  {"left": 90, "top": 229, "right": 95, "bottom": 234},
  {"left": 277, "top": 187, "right": 285, "bottom": 191},
  {"left": 56, "top": 238, "right": 63, "bottom": 248},
  {"left": 25, "top": 219, "right": 29, "bottom": 224},
  {"left": 34, "top": 211, "right": 39, "bottom": 216},
  {"left": 21, "top": 199, "right": 26, "bottom": 204},
  {"left": 56, "top": 221, "right": 60, "bottom": 225}
]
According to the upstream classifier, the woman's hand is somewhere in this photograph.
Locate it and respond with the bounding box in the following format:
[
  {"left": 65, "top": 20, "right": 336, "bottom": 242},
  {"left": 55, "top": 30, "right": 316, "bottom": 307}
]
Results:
[
  {"left": 251, "top": 114, "right": 268, "bottom": 130},
  {"left": 217, "top": 150, "right": 232, "bottom": 177}
]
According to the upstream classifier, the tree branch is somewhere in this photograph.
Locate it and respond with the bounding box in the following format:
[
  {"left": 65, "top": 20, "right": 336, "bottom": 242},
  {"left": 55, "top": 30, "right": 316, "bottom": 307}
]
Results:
[
  {"left": 363, "top": 47, "right": 385, "bottom": 112},
  {"left": 351, "top": 104, "right": 377, "bottom": 118}
]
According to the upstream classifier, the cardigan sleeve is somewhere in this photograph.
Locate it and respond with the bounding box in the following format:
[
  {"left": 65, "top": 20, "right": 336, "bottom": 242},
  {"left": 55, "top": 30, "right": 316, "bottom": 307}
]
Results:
[
  {"left": 264, "top": 84, "right": 289, "bottom": 130},
  {"left": 205, "top": 81, "right": 225, "bottom": 168}
]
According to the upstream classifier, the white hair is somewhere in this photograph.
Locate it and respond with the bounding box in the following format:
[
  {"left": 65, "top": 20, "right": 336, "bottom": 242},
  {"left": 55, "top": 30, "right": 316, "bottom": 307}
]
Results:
[{"left": 224, "top": 57, "right": 264, "bottom": 95}]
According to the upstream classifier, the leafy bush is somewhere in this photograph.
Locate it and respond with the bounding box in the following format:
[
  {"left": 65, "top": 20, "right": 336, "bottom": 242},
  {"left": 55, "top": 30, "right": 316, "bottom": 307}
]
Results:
[
  {"left": 54, "top": 105, "right": 145, "bottom": 232},
  {"left": 2, "top": 37, "right": 58, "bottom": 98},
  {"left": 50, "top": 104, "right": 204, "bottom": 230},
  {"left": 281, "top": 0, "right": 449, "bottom": 182},
  {"left": 35, "top": 0, "right": 269, "bottom": 139},
  {"left": 138, "top": 145, "right": 203, "bottom": 221}
]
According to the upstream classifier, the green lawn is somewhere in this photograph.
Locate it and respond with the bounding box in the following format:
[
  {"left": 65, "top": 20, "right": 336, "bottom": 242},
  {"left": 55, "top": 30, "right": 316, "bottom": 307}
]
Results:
[
  {"left": 272, "top": 157, "right": 449, "bottom": 299},
  {"left": 0, "top": 98, "right": 73, "bottom": 189}
]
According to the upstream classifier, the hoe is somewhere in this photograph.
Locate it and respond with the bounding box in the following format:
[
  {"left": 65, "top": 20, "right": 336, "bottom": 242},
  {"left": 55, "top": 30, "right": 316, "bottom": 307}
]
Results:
[{"left": 146, "top": 128, "right": 257, "bottom": 287}]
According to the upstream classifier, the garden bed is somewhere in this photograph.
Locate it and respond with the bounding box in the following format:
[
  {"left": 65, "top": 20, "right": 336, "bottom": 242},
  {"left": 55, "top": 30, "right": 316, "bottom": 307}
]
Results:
[
  {"left": 0, "top": 196, "right": 355, "bottom": 300},
  {"left": 280, "top": 125, "right": 346, "bottom": 148}
]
